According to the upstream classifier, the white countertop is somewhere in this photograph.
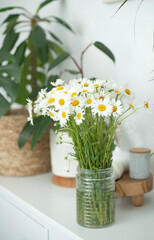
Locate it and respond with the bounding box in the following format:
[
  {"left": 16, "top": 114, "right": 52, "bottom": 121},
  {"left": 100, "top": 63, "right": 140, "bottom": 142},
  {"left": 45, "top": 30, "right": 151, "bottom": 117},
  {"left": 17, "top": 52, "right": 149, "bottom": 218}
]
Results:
[{"left": 0, "top": 172, "right": 154, "bottom": 240}]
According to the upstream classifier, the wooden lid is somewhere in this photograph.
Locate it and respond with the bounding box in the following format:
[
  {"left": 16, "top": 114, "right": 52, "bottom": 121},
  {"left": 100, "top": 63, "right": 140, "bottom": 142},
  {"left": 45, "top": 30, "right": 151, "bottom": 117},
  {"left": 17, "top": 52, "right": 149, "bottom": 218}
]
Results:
[{"left": 129, "top": 148, "right": 151, "bottom": 154}]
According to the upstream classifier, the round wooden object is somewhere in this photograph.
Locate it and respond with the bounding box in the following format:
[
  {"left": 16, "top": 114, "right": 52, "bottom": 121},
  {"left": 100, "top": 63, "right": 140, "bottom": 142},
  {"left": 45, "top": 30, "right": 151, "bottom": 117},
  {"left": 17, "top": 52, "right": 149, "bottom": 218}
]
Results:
[
  {"left": 52, "top": 175, "right": 76, "bottom": 188},
  {"left": 115, "top": 172, "right": 153, "bottom": 206},
  {"left": 129, "top": 148, "right": 151, "bottom": 154}
]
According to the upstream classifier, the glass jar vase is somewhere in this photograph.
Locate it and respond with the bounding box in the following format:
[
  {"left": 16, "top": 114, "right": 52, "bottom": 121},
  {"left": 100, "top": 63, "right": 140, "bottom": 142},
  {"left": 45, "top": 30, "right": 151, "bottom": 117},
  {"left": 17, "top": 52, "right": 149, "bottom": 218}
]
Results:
[{"left": 76, "top": 167, "right": 115, "bottom": 228}]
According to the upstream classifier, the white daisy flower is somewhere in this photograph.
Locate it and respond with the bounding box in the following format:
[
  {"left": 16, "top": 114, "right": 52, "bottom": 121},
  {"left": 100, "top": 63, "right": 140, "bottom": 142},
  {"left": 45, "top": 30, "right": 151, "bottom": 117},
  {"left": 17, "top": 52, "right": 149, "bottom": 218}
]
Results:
[
  {"left": 95, "top": 90, "right": 110, "bottom": 102},
  {"left": 71, "top": 96, "right": 83, "bottom": 109},
  {"left": 68, "top": 87, "right": 80, "bottom": 99},
  {"left": 93, "top": 79, "right": 105, "bottom": 88},
  {"left": 54, "top": 93, "right": 69, "bottom": 110},
  {"left": 111, "top": 100, "right": 123, "bottom": 117},
  {"left": 59, "top": 109, "right": 69, "bottom": 127},
  {"left": 81, "top": 78, "right": 92, "bottom": 88},
  {"left": 92, "top": 97, "right": 112, "bottom": 117},
  {"left": 85, "top": 96, "right": 95, "bottom": 107},
  {"left": 75, "top": 107, "right": 85, "bottom": 125},
  {"left": 27, "top": 98, "right": 33, "bottom": 125},
  {"left": 48, "top": 109, "right": 58, "bottom": 121},
  {"left": 122, "top": 85, "right": 135, "bottom": 100},
  {"left": 51, "top": 79, "right": 64, "bottom": 86},
  {"left": 37, "top": 88, "right": 47, "bottom": 100}
]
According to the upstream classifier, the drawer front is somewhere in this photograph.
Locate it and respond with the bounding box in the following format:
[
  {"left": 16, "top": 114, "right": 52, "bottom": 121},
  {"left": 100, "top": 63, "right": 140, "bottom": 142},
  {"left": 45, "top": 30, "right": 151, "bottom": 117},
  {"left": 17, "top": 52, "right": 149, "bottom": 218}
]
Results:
[{"left": 0, "top": 196, "right": 48, "bottom": 240}]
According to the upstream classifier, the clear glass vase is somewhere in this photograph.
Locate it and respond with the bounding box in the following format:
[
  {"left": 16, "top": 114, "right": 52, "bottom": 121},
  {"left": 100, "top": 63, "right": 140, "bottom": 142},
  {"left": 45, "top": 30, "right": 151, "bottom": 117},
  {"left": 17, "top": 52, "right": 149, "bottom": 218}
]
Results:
[{"left": 76, "top": 167, "right": 115, "bottom": 228}]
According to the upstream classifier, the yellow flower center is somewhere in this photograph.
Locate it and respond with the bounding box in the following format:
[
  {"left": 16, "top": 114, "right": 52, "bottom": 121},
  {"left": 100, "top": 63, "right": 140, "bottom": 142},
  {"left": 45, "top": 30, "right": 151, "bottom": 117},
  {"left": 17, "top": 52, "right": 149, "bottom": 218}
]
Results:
[
  {"left": 59, "top": 99, "right": 65, "bottom": 106},
  {"left": 77, "top": 113, "right": 81, "bottom": 120},
  {"left": 57, "top": 86, "right": 64, "bottom": 91},
  {"left": 115, "top": 90, "right": 121, "bottom": 94},
  {"left": 129, "top": 103, "right": 134, "bottom": 109},
  {"left": 82, "top": 90, "right": 88, "bottom": 93},
  {"left": 72, "top": 100, "right": 79, "bottom": 106},
  {"left": 125, "top": 89, "right": 131, "bottom": 95},
  {"left": 99, "top": 96, "right": 104, "bottom": 101},
  {"left": 113, "top": 106, "right": 117, "bottom": 112},
  {"left": 84, "top": 83, "right": 89, "bottom": 87},
  {"left": 94, "top": 84, "right": 99, "bottom": 87},
  {"left": 71, "top": 92, "right": 77, "bottom": 98},
  {"left": 49, "top": 112, "right": 54, "bottom": 117},
  {"left": 87, "top": 99, "right": 92, "bottom": 104},
  {"left": 98, "top": 104, "right": 106, "bottom": 112},
  {"left": 62, "top": 112, "right": 66, "bottom": 118},
  {"left": 144, "top": 101, "right": 149, "bottom": 109},
  {"left": 48, "top": 98, "right": 55, "bottom": 104},
  {"left": 64, "top": 91, "right": 68, "bottom": 94}
]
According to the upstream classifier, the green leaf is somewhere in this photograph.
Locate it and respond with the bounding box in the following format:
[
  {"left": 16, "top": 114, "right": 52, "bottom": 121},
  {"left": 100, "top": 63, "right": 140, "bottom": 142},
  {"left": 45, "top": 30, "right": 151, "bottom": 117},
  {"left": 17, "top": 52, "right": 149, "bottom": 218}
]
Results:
[
  {"left": 49, "top": 31, "right": 62, "bottom": 44},
  {"left": 0, "top": 50, "right": 15, "bottom": 63},
  {"left": 65, "top": 69, "right": 80, "bottom": 75},
  {"left": 0, "top": 64, "right": 21, "bottom": 82},
  {"left": 36, "top": 42, "right": 48, "bottom": 64},
  {"left": 94, "top": 41, "right": 115, "bottom": 63},
  {"left": 0, "top": 76, "right": 19, "bottom": 101},
  {"left": 14, "top": 41, "right": 27, "bottom": 65},
  {"left": 114, "top": 0, "right": 128, "bottom": 16},
  {"left": 31, "top": 116, "right": 52, "bottom": 149},
  {"left": 2, "top": 14, "right": 19, "bottom": 24},
  {"left": 36, "top": 0, "right": 56, "bottom": 14},
  {"left": 18, "top": 121, "right": 34, "bottom": 148},
  {"left": 3, "top": 18, "right": 20, "bottom": 34},
  {"left": 2, "top": 30, "right": 19, "bottom": 52},
  {"left": 48, "top": 52, "right": 70, "bottom": 71},
  {"left": 0, "top": 6, "right": 24, "bottom": 12},
  {"left": 48, "top": 41, "right": 64, "bottom": 55},
  {"left": 0, "top": 93, "right": 10, "bottom": 117},
  {"left": 16, "top": 56, "right": 30, "bottom": 105},
  {"left": 32, "top": 25, "right": 46, "bottom": 48},
  {"left": 52, "top": 16, "right": 74, "bottom": 33},
  {"left": 38, "top": 72, "right": 46, "bottom": 85}
]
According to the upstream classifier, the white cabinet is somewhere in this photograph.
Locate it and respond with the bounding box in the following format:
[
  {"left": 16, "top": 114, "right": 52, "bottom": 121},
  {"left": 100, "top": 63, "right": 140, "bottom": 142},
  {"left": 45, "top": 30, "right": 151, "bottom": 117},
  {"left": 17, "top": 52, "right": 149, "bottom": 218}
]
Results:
[{"left": 0, "top": 196, "right": 48, "bottom": 240}]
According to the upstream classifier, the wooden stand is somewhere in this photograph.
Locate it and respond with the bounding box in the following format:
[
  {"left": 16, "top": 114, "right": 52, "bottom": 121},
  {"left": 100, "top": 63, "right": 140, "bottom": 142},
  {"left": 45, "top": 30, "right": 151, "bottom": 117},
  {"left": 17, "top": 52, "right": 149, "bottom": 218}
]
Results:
[
  {"left": 52, "top": 175, "right": 76, "bottom": 188},
  {"left": 115, "top": 172, "right": 153, "bottom": 206}
]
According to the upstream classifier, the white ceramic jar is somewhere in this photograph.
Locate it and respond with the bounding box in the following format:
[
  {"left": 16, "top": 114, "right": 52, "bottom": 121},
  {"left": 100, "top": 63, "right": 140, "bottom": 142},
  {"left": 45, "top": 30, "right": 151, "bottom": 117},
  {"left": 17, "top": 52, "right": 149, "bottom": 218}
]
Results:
[
  {"left": 50, "top": 129, "right": 78, "bottom": 178},
  {"left": 129, "top": 148, "right": 151, "bottom": 179}
]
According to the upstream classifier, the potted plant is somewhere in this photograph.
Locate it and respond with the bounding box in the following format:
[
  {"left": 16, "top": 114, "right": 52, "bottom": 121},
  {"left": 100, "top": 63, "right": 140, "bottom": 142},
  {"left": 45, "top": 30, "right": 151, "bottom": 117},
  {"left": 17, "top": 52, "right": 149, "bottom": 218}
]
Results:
[
  {"left": 27, "top": 75, "right": 148, "bottom": 227},
  {"left": 48, "top": 40, "right": 116, "bottom": 186},
  {"left": 0, "top": 0, "right": 74, "bottom": 176}
]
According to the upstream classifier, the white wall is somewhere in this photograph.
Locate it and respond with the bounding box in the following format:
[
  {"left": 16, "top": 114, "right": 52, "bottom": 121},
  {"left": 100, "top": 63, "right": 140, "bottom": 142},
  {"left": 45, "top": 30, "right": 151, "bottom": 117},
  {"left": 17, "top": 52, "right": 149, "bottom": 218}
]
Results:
[{"left": 0, "top": 0, "right": 154, "bottom": 169}]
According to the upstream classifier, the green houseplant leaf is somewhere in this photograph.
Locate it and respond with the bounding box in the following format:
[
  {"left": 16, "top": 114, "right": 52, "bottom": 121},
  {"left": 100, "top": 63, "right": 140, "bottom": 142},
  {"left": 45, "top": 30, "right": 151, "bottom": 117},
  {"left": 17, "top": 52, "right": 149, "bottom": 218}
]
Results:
[
  {"left": 0, "top": 76, "right": 19, "bottom": 101},
  {"left": 2, "top": 29, "right": 19, "bottom": 52},
  {"left": 36, "top": 0, "right": 56, "bottom": 14},
  {"left": 0, "top": 93, "right": 10, "bottom": 117},
  {"left": 18, "top": 121, "right": 34, "bottom": 148},
  {"left": 48, "top": 52, "right": 70, "bottom": 71},
  {"left": 94, "top": 41, "right": 115, "bottom": 63},
  {"left": 52, "top": 16, "right": 74, "bottom": 33},
  {"left": 49, "top": 31, "right": 62, "bottom": 44},
  {"left": 32, "top": 25, "right": 46, "bottom": 48},
  {"left": 0, "top": 6, "right": 25, "bottom": 12},
  {"left": 31, "top": 116, "right": 52, "bottom": 149},
  {"left": 2, "top": 14, "right": 20, "bottom": 24},
  {"left": 14, "top": 41, "right": 27, "bottom": 65},
  {"left": 0, "top": 64, "right": 21, "bottom": 82}
]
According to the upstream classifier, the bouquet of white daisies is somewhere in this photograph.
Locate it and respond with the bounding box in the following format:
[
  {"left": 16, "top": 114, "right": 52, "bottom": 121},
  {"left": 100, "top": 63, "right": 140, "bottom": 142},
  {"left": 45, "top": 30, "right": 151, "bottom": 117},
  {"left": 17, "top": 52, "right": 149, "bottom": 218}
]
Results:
[{"left": 27, "top": 78, "right": 148, "bottom": 170}]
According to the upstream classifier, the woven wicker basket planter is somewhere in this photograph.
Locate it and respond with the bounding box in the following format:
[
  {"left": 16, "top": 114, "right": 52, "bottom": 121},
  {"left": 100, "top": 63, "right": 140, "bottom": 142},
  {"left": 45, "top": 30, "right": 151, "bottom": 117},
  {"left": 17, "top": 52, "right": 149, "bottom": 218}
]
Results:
[{"left": 0, "top": 109, "right": 51, "bottom": 176}]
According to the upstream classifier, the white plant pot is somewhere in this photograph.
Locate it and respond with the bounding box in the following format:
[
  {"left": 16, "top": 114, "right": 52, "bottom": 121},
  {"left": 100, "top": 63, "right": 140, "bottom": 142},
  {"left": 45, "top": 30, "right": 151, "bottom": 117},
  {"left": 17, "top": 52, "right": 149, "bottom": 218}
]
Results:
[{"left": 50, "top": 129, "right": 78, "bottom": 179}]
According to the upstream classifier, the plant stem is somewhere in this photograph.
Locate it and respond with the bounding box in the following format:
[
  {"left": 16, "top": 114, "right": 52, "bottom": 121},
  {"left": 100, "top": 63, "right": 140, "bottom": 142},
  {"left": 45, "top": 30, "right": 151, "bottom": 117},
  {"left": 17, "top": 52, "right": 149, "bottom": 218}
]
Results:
[
  {"left": 80, "top": 43, "right": 93, "bottom": 78},
  {"left": 29, "top": 20, "right": 38, "bottom": 96}
]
